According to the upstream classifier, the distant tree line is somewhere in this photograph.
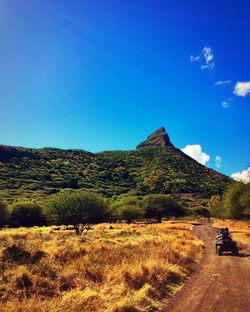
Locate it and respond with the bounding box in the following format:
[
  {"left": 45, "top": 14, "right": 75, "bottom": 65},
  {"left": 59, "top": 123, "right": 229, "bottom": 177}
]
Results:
[
  {"left": 6, "top": 183, "right": 248, "bottom": 234},
  {"left": 0, "top": 190, "right": 189, "bottom": 234},
  {"left": 209, "top": 182, "right": 250, "bottom": 219}
]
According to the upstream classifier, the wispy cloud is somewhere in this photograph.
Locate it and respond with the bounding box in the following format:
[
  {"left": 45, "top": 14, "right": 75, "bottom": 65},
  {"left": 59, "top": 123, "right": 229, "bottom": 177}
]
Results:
[
  {"left": 221, "top": 97, "right": 233, "bottom": 109},
  {"left": 214, "top": 80, "right": 231, "bottom": 86},
  {"left": 233, "top": 81, "right": 250, "bottom": 97},
  {"left": 222, "top": 101, "right": 230, "bottom": 108},
  {"left": 201, "top": 63, "right": 215, "bottom": 70},
  {"left": 231, "top": 167, "right": 250, "bottom": 183},
  {"left": 215, "top": 156, "right": 222, "bottom": 168},
  {"left": 181, "top": 144, "right": 210, "bottom": 165},
  {"left": 190, "top": 46, "right": 215, "bottom": 70},
  {"left": 190, "top": 55, "right": 201, "bottom": 62}
]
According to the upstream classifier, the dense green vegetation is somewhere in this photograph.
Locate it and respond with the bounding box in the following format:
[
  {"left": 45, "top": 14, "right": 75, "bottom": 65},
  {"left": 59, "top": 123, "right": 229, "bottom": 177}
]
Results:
[
  {"left": 0, "top": 145, "right": 231, "bottom": 203},
  {"left": 9, "top": 201, "right": 47, "bottom": 227},
  {"left": 141, "top": 194, "right": 184, "bottom": 222},
  {"left": 0, "top": 190, "right": 211, "bottom": 231},
  {"left": 209, "top": 182, "right": 250, "bottom": 219}
]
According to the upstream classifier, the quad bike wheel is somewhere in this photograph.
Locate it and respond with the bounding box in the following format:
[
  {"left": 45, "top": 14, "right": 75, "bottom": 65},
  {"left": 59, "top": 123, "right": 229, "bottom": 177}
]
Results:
[
  {"left": 232, "top": 246, "right": 239, "bottom": 256},
  {"left": 217, "top": 246, "right": 222, "bottom": 256}
]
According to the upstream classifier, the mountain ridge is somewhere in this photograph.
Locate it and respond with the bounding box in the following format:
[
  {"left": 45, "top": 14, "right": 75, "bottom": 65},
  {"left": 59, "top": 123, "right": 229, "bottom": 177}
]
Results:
[
  {"left": 0, "top": 128, "right": 232, "bottom": 202},
  {"left": 137, "top": 127, "right": 174, "bottom": 149}
]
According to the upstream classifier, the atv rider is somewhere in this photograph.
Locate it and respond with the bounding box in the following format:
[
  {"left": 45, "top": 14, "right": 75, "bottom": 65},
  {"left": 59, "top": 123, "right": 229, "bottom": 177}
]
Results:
[
  {"left": 215, "top": 227, "right": 238, "bottom": 255},
  {"left": 215, "top": 227, "right": 232, "bottom": 248},
  {"left": 222, "top": 227, "right": 231, "bottom": 240},
  {"left": 216, "top": 227, "right": 231, "bottom": 240},
  {"left": 216, "top": 228, "right": 224, "bottom": 241}
]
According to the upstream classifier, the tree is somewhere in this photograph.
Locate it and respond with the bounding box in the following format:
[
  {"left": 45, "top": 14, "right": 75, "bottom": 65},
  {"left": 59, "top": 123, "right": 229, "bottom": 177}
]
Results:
[
  {"left": 208, "top": 195, "right": 223, "bottom": 218},
  {"left": 110, "top": 196, "right": 142, "bottom": 224},
  {"left": 0, "top": 200, "right": 8, "bottom": 227},
  {"left": 141, "top": 194, "right": 183, "bottom": 223},
  {"left": 223, "top": 182, "right": 250, "bottom": 219},
  {"left": 9, "top": 201, "right": 47, "bottom": 227},
  {"left": 48, "top": 190, "right": 108, "bottom": 234},
  {"left": 239, "top": 184, "right": 250, "bottom": 217}
]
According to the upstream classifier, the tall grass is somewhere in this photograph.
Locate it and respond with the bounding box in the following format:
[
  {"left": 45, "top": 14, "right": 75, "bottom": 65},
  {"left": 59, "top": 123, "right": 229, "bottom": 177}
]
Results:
[{"left": 0, "top": 222, "right": 202, "bottom": 312}]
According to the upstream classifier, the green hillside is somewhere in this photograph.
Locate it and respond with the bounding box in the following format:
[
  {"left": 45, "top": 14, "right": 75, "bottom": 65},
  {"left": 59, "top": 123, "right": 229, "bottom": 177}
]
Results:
[{"left": 0, "top": 141, "right": 231, "bottom": 202}]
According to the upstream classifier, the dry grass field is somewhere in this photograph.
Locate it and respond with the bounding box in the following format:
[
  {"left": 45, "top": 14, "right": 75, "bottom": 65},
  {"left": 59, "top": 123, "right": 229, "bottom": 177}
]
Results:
[
  {"left": 213, "top": 219, "right": 250, "bottom": 250},
  {"left": 0, "top": 221, "right": 202, "bottom": 312}
]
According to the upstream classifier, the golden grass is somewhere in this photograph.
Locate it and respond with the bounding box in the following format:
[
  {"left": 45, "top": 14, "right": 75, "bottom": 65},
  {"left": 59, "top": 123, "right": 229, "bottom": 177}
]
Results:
[
  {"left": 0, "top": 221, "right": 202, "bottom": 312},
  {"left": 213, "top": 219, "right": 250, "bottom": 250}
]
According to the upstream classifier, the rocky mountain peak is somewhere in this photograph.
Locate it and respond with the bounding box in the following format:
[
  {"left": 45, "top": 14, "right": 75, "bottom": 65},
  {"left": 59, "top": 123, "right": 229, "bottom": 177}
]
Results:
[{"left": 136, "top": 127, "right": 174, "bottom": 149}]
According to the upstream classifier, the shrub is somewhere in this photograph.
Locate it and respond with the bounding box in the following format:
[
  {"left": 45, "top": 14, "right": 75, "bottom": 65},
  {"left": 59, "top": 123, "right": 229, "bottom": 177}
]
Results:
[
  {"left": 2, "top": 243, "right": 46, "bottom": 264},
  {"left": 15, "top": 273, "right": 33, "bottom": 290},
  {"left": 2, "top": 244, "right": 31, "bottom": 264},
  {"left": 111, "top": 197, "right": 142, "bottom": 224},
  {"left": 208, "top": 195, "right": 223, "bottom": 217},
  {"left": 9, "top": 201, "right": 47, "bottom": 227},
  {"left": 223, "top": 182, "right": 250, "bottom": 219},
  {"left": 191, "top": 207, "right": 211, "bottom": 217},
  {"left": 34, "top": 277, "right": 58, "bottom": 298},
  {"left": 142, "top": 194, "right": 183, "bottom": 223},
  {"left": 0, "top": 200, "right": 8, "bottom": 227},
  {"left": 48, "top": 190, "right": 108, "bottom": 234}
]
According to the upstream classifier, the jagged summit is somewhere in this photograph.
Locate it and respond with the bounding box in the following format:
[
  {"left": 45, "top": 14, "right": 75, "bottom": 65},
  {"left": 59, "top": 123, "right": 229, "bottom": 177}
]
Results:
[{"left": 136, "top": 127, "right": 174, "bottom": 149}]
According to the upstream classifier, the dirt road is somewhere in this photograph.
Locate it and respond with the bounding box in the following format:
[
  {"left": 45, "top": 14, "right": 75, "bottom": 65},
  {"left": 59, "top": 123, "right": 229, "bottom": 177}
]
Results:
[{"left": 162, "top": 222, "right": 250, "bottom": 312}]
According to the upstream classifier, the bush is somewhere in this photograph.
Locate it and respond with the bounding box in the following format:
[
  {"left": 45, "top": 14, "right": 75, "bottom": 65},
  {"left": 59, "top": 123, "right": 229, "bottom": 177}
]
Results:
[
  {"left": 141, "top": 194, "right": 184, "bottom": 223},
  {"left": 15, "top": 272, "right": 33, "bottom": 290},
  {"left": 209, "top": 182, "right": 250, "bottom": 219},
  {"left": 208, "top": 195, "right": 222, "bottom": 217},
  {"left": 223, "top": 182, "right": 250, "bottom": 219},
  {"left": 48, "top": 190, "right": 108, "bottom": 234},
  {"left": 3, "top": 244, "right": 31, "bottom": 264},
  {"left": 9, "top": 201, "right": 47, "bottom": 227},
  {"left": 110, "top": 196, "right": 142, "bottom": 224},
  {"left": 191, "top": 207, "right": 211, "bottom": 217},
  {"left": 2, "top": 243, "right": 46, "bottom": 264},
  {"left": 0, "top": 200, "right": 8, "bottom": 227}
]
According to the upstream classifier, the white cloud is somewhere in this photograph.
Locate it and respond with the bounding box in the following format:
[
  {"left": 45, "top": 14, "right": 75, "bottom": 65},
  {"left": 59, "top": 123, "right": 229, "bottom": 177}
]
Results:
[
  {"left": 201, "top": 46, "right": 215, "bottom": 70},
  {"left": 215, "top": 156, "right": 222, "bottom": 168},
  {"left": 214, "top": 80, "right": 231, "bottom": 86},
  {"left": 190, "top": 46, "right": 215, "bottom": 70},
  {"left": 222, "top": 101, "right": 230, "bottom": 108},
  {"left": 203, "top": 46, "right": 213, "bottom": 64},
  {"left": 233, "top": 81, "right": 250, "bottom": 97},
  {"left": 190, "top": 55, "right": 200, "bottom": 62},
  {"left": 231, "top": 167, "right": 250, "bottom": 183},
  {"left": 201, "top": 63, "right": 215, "bottom": 70},
  {"left": 181, "top": 144, "right": 210, "bottom": 165}
]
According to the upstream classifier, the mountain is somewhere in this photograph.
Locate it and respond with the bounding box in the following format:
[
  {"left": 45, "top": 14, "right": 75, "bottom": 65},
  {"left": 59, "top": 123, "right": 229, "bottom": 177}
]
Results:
[
  {"left": 0, "top": 128, "right": 231, "bottom": 202},
  {"left": 137, "top": 127, "right": 174, "bottom": 148}
]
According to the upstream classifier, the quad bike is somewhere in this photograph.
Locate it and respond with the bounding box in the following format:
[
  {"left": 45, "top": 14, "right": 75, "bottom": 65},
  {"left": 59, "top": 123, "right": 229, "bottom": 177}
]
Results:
[{"left": 216, "top": 236, "right": 239, "bottom": 256}]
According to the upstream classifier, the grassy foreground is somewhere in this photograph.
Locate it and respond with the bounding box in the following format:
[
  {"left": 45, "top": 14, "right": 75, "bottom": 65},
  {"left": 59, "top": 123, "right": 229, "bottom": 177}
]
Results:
[
  {"left": 0, "top": 221, "right": 202, "bottom": 312},
  {"left": 213, "top": 219, "right": 250, "bottom": 251}
]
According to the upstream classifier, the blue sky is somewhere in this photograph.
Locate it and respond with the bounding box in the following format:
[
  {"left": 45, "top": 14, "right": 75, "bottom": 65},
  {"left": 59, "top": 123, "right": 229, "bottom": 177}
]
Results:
[{"left": 0, "top": 0, "right": 249, "bottom": 179}]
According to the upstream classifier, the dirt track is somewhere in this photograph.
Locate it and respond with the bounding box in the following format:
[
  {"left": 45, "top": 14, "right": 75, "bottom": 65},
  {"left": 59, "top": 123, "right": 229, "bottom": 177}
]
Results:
[{"left": 162, "top": 222, "right": 250, "bottom": 312}]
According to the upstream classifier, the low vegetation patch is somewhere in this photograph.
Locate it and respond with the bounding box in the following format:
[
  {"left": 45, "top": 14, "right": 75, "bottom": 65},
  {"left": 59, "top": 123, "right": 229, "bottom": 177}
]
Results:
[{"left": 0, "top": 221, "right": 202, "bottom": 312}]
